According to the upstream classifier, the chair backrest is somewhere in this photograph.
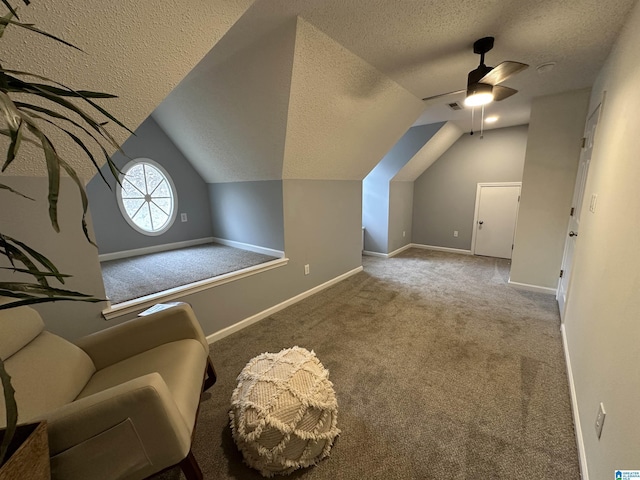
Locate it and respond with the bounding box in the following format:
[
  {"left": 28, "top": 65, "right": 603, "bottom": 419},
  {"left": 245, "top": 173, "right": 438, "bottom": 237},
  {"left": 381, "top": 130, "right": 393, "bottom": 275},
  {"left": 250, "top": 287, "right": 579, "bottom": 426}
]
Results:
[{"left": 0, "top": 306, "right": 96, "bottom": 427}]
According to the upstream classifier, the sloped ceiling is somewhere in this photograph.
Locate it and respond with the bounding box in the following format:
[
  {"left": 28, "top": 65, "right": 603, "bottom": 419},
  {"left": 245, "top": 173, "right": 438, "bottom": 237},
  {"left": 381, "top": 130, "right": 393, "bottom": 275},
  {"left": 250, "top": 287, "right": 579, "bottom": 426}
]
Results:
[
  {"left": 152, "top": 15, "right": 425, "bottom": 183},
  {"left": 6, "top": 0, "right": 632, "bottom": 183},
  {"left": 153, "top": 21, "right": 297, "bottom": 183},
  {"left": 282, "top": 18, "right": 425, "bottom": 180},
  {"left": 177, "top": 0, "right": 636, "bottom": 134},
  {"left": 366, "top": 123, "right": 445, "bottom": 183},
  {"left": 393, "top": 122, "right": 464, "bottom": 181},
  {"left": 0, "top": 0, "right": 255, "bottom": 180}
]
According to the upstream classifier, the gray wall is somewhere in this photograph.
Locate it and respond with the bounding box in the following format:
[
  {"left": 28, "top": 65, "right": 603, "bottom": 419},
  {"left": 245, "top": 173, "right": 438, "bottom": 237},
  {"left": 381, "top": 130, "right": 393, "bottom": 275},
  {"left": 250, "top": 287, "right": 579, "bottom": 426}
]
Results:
[
  {"left": 208, "top": 181, "right": 284, "bottom": 250},
  {"left": 362, "top": 170, "right": 389, "bottom": 253},
  {"left": 363, "top": 123, "right": 444, "bottom": 253},
  {"left": 412, "top": 125, "right": 529, "bottom": 250},
  {"left": 562, "top": 2, "right": 640, "bottom": 475},
  {"left": 87, "top": 116, "right": 214, "bottom": 254},
  {"left": 116, "top": 180, "right": 363, "bottom": 335},
  {"left": 510, "top": 89, "right": 590, "bottom": 288},
  {"left": 0, "top": 177, "right": 110, "bottom": 339},
  {"left": 388, "top": 181, "right": 414, "bottom": 253},
  {"left": 1, "top": 177, "right": 362, "bottom": 342}
]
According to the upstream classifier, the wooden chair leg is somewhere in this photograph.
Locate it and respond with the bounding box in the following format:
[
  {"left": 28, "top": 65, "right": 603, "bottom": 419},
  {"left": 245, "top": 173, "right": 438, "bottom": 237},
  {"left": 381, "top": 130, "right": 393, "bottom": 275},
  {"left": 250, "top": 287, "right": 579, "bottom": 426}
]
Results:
[
  {"left": 179, "top": 450, "right": 203, "bottom": 480},
  {"left": 203, "top": 356, "right": 217, "bottom": 391}
]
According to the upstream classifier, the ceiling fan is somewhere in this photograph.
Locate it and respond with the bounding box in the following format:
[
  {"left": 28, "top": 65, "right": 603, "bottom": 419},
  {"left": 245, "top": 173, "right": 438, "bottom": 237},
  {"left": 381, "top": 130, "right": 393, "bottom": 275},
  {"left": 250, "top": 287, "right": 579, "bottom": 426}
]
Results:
[{"left": 422, "top": 36, "right": 529, "bottom": 107}]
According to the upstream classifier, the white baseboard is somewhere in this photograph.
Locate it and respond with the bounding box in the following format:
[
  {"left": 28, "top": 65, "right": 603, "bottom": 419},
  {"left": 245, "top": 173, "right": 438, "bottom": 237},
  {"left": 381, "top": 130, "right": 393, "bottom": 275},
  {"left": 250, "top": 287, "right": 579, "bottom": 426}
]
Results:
[
  {"left": 388, "top": 244, "right": 412, "bottom": 258},
  {"left": 410, "top": 244, "right": 473, "bottom": 255},
  {"left": 561, "top": 324, "right": 589, "bottom": 480},
  {"left": 363, "top": 244, "right": 412, "bottom": 258},
  {"left": 206, "top": 266, "right": 363, "bottom": 344},
  {"left": 362, "top": 250, "right": 389, "bottom": 258},
  {"left": 211, "top": 236, "right": 284, "bottom": 258},
  {"left": 99, "top": 237, "right": 215, "bottom": 262},
  {"left": 508, "top": 279, "right": 556, "bottom": 295}
]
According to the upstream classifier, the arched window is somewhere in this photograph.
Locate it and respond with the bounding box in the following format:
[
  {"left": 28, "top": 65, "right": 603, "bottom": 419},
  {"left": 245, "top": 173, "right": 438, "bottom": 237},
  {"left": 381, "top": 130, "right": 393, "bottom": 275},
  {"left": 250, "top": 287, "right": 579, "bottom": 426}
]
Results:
[{"left": 116, "top": 159, "right": 177, "bottom": 235}]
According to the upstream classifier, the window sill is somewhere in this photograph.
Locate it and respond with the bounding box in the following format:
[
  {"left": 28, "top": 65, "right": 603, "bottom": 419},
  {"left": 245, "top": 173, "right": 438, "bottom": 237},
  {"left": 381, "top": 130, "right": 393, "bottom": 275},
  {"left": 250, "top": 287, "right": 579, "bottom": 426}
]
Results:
[{"left": 102, "top": 257, "right": 289, "bottom": 321}]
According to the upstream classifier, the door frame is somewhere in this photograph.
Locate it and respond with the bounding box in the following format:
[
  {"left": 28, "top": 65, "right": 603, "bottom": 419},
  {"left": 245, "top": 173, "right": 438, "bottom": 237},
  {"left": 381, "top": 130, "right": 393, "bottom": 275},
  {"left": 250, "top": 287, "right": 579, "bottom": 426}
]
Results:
[
  {"left": 557, "top": 93, "right": 606, "bottom": 320},
  {"left": 471, "top": 182, "right": 522, "bottom": 256}
]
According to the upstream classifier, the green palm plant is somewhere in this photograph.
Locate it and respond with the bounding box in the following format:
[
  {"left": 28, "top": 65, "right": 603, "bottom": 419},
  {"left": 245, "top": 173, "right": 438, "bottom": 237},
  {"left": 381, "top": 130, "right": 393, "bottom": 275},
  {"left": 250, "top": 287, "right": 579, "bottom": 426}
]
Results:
[{"left": 0, "top": 0, "right": 130, "bottom": 465}]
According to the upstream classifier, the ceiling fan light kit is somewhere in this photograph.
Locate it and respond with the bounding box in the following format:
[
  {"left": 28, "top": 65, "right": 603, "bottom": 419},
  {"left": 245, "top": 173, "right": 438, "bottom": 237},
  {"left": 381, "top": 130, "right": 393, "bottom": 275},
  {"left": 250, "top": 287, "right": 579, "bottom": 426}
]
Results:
[
  {"left": 423, "top": 36, "right": 529, "bottom": 107},
  {"left": 464, "top": 82, "right": 494, "bottom": 107},
  {"left": 422, "top": 36, "right": 529, "bottom": 137}
]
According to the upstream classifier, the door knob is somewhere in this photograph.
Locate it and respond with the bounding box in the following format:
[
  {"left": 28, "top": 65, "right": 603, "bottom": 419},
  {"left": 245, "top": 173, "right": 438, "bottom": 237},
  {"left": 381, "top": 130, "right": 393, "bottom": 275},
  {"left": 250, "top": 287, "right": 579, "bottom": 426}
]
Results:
[
  {"left": 478, "top": 221, "right": 484, "bottom": 225},
  {"left": 569, "top": 231, "right": 578, "bottom": 237}
]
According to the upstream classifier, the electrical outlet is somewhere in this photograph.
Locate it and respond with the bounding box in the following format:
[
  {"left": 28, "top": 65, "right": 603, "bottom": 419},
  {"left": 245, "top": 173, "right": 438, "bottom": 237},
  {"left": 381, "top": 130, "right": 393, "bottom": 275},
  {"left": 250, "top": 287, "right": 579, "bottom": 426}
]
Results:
[
  {"left": 595, "top": 402, "right": 606, "bottom": 439},
  {"left": 454, "top": 230, "right": 459, "bottom": 237},
  {"left": 402, "top": 231, "right": 406, "bottom": 238},
  {"left": 304, "top": 264, "right": 310, "bottom": 275},
  {"left": 180, "top": 213, "right": 188, "bottom": 222}
]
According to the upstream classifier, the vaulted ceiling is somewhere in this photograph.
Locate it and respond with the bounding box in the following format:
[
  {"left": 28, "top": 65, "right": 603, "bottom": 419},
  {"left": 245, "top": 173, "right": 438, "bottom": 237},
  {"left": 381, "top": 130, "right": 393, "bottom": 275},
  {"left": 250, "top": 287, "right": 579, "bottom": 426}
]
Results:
[
  {"left": 153, "top": 0, "right": 636, "bottom": 183},
  {"left": 203, "top": 0, "right": 636, "bottom": 132},
  {"left": 2, "top": 0, "right": 636, "bottom": 183},
  {"left": 1, "top": 0, "right": 255, "bottom": 180}
]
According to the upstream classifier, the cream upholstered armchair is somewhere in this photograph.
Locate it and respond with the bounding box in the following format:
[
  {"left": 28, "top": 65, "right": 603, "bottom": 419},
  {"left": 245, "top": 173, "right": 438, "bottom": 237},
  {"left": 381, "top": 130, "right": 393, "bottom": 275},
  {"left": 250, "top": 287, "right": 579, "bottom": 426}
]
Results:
[{"left": 0, "top": 303, "right": 216, "bottom": 480}]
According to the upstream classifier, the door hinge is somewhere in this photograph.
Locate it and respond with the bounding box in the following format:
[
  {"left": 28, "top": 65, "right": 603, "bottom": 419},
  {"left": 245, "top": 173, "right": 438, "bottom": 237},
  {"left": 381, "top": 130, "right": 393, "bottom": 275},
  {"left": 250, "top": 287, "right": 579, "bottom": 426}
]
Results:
[
  {"left": 570, "top": 207, "right": 575, "bottom": 216},
  {"left": 560, "top": 269, "right": 564, "bottom": 278},
  {"left": 517, "top": 195, "right": 521, "bottom": 202},
  {"left": 581, "top": 137, "right": 587, "bottom": 148},
  {"left": 512, "top": 244, "right": 514, "bottom": 250}
]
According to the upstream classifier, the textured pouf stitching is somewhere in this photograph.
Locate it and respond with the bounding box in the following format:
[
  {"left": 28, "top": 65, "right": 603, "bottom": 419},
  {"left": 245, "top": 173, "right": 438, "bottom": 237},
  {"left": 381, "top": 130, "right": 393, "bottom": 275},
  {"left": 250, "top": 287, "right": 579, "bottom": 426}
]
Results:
[{"left": 230, "top": 347, "right": 340, "bottom": 477}]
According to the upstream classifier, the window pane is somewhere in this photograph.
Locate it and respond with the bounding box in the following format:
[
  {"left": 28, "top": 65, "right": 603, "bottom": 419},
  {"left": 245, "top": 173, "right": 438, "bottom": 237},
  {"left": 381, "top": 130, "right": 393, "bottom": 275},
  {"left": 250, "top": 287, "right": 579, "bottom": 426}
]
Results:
[
  {"left": 152, "top": 198, "right": 171, "bottom": 216},
  {"left": 153, "top": 179, "right": 171, "bottom": 198},
  {"left": 122, "top": 198, "right": 145, "bottom": 219},
  {"left": 122, "top": 178, "right": 145, "bottom": 198},
  {"left": 135, "top": 203, "right": 153, "bottom": 231},
  {"left": 144, "top": 164, "right": 164, "bottom": 193},
  {"left": 150, "top": 202, "right": 169, "bottom": 230},
  {"left": 117, "top": 159, "right": 175, "bottom": 235},
  {"left": 125, "top": 164, "right": 147, "bottom": 194}
]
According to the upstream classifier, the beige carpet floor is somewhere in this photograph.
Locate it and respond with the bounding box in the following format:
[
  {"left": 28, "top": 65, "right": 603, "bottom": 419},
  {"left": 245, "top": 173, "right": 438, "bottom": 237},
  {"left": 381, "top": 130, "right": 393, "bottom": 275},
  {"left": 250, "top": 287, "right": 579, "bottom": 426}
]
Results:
[
  {"left": 153, "top": 249, "right": 580, "bottom": 479},
  {"left": 101, "top": 243, "right": 277, "bottom": 304}
]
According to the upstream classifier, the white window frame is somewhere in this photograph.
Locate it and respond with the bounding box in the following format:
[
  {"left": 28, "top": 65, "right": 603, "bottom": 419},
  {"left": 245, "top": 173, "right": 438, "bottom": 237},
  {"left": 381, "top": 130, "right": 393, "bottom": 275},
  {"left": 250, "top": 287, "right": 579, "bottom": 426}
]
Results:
[{"left": 116, "top": 158, "right": 178, "bottom": 236}]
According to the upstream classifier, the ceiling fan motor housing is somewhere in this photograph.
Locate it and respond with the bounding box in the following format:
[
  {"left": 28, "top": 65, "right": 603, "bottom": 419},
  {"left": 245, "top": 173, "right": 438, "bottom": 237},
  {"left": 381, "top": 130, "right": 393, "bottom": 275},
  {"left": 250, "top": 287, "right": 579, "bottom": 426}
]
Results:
[
  {"left": 468, "top": 37, "right": 495, "bottom": 91},
  {"left": 467, "top": 64, "right": 493, "bottom": 88}
]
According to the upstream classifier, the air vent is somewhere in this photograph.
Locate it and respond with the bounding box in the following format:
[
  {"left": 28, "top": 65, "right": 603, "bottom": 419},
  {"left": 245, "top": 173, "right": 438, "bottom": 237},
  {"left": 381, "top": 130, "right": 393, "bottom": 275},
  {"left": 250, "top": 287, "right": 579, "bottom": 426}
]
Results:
[{"left": 448, "top": 102, "right": 462, "bottom": 110}]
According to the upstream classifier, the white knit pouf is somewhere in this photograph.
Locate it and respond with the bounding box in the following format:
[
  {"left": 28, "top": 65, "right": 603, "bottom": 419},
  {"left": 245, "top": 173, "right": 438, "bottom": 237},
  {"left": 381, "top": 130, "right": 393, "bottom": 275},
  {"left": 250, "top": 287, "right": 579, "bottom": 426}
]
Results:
[{"left": 230, "top": 347, "right": 340, "bottom": 477}]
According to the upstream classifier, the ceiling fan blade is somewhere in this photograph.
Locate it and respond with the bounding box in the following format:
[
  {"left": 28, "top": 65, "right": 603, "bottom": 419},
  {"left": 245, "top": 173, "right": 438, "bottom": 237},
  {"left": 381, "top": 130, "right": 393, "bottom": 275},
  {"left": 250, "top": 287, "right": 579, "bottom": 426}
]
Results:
[
  {"left": 493, "top": 85, "right": 518, "bottom": 101},
  {"left": 479, "top": 61, "right": 529, "bottom": 86},
  {"left": 422, "top": 89, "right": 465, "bottom": 102}
]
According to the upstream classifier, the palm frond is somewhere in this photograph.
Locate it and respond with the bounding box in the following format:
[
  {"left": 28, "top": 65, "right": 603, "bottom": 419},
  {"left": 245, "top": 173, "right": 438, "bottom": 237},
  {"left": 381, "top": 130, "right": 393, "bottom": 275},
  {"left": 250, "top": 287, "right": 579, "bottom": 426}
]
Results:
[
  {"left": 0, "top": 16, "right": 81, "bottom": 50},
  {"left": 0, "top": 182, "right": 32, "bottom": 200}
]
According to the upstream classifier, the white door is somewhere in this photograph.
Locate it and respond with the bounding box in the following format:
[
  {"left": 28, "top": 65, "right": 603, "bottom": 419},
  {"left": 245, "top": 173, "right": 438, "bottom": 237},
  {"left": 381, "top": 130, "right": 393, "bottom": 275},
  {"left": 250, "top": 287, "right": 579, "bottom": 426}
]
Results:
[
  {"left": 472, "top": 183, "right": 521, "bottom": 259},
  {"left": 557, "top": 102, "right": 601, "bottom": 319}
]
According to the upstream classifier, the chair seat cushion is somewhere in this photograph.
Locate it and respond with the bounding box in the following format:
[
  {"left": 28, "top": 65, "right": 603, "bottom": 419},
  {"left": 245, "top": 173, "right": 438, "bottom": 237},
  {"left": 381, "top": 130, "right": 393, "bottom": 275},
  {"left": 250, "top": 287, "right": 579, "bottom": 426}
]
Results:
[{"left": 76, "top": 339, "right": 206, "bottom": 430}]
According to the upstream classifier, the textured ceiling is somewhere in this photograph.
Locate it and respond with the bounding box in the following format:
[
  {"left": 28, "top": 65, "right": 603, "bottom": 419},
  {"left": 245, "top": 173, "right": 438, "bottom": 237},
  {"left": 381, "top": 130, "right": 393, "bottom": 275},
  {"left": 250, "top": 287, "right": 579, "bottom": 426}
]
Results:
[
  {"left": 4, "top": 0, "right": 634, "bottom": 182},
  {"left": 282, "top": 18, "right": 425, "bottom": 180},
  {"left": 205, "top": 0, "right": 637, "bottom": 133},
  {"left": 0, "top": 0, "right": 254, "bottom": 180}
]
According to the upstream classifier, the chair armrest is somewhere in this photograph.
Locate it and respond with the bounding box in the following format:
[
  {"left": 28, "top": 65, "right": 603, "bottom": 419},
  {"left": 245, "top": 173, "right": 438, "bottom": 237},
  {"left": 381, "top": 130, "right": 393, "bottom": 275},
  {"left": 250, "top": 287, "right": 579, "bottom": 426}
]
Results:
[
  {"left": 75, "top": 303, "right": 209, "bottom": 370},
  {"left": 42, "top": 373, "right": 192, "bottom": 460}
]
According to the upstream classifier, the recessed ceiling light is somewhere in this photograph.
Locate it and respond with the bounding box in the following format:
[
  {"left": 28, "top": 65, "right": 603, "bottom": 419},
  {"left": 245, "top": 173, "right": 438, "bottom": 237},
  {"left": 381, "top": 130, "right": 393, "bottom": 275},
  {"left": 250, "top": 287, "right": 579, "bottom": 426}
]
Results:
[
  {"left": 536, "top": 62, "right": 556, "bottom": 74},
  {"left": 485, "top": 116, "right": 499, "bottom": 124}
]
